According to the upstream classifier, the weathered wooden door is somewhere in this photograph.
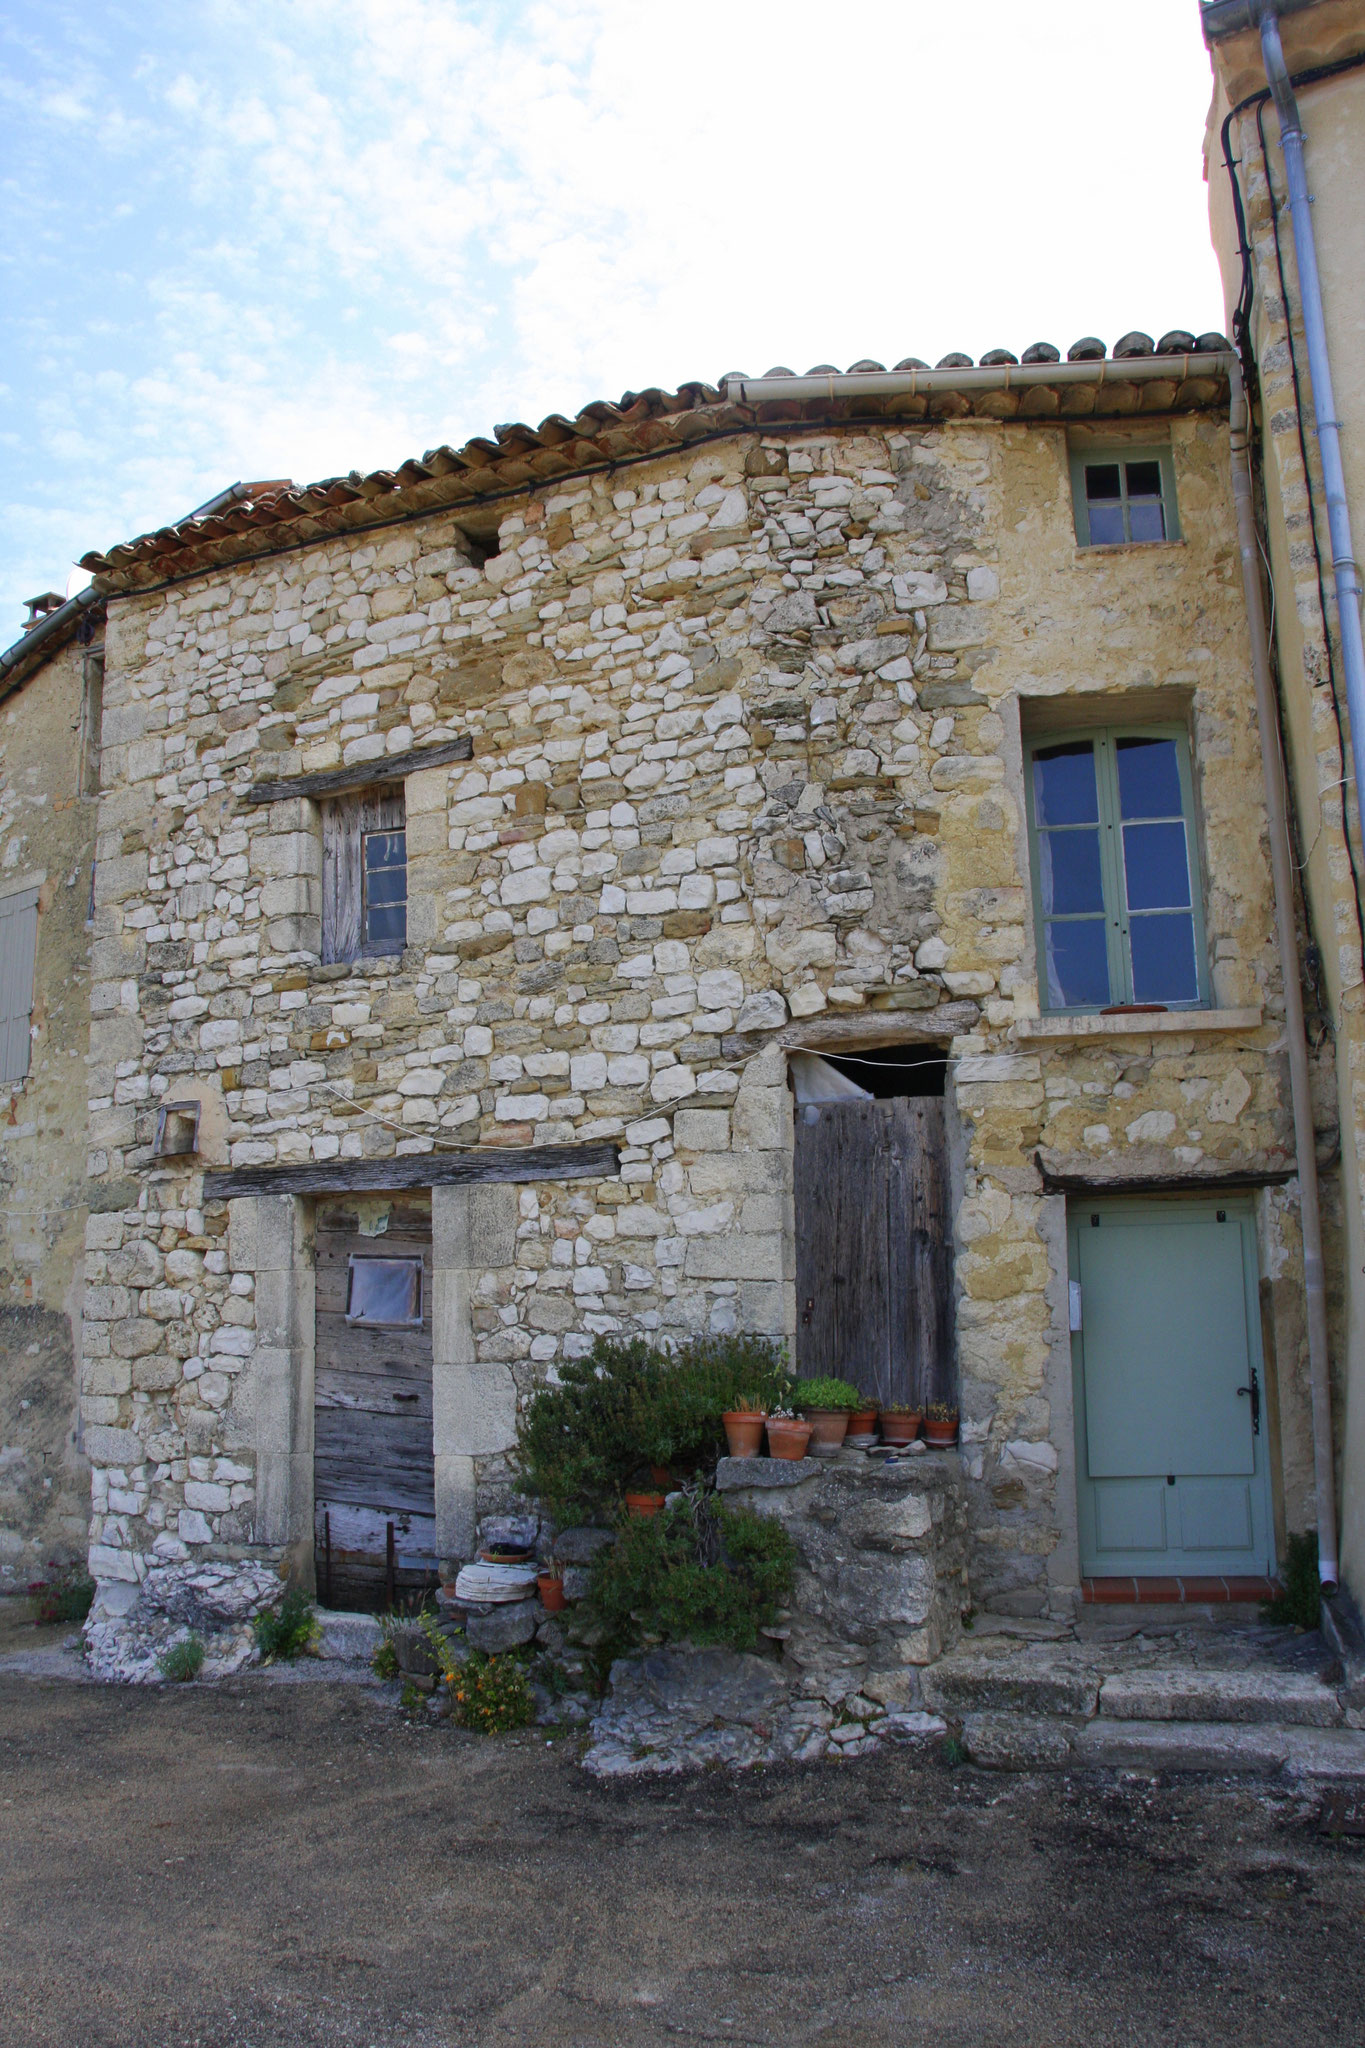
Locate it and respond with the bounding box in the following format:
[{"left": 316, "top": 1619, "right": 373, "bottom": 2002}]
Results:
[
  {"left": 794, "top": 1097, "right": 953, "bottom": 1409},
  {"left": 313, "top": 1200, "right": 436, "bottom": 1610},
  {"left": 1070, "top": 1199, "right": 1274, "bottom": 1576}
]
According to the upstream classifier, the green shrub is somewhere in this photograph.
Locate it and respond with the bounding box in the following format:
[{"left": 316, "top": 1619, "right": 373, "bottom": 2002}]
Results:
[
  {"left": 251, "top": 1588, "right": 318, "bottom": 1662},
  {"left": 371, "top": 1636, "right": 400, "bottom": 1681},
  {"left": 794, "top": 1376, "right": 863, "bottom": 1413},
  {"left": 449, "top": 1651, "right": 535, "bottom": 1733},
  {"left": 158, "top": 1634, "right": 205, "bottom": 1682},
  {"left": 30, "top": 1562, "right": 95, "bottom": 1626},
  {"left": 515, "top": 1332, "right": 791, "bottom": 1519},
  {"left": 587, "top": 1484, "right": 796, "bottom": 1654},
  {"left": 1262, "top": 1530, "right": 1322, "bottom": 1630}
]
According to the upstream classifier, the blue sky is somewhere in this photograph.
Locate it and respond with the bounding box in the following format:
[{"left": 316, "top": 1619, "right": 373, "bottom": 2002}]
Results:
[{"left": 0, "top": 1, "right": 1228, "bottom": 633}]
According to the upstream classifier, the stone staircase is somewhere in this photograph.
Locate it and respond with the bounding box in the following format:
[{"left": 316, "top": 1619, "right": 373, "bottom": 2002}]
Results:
[{"left": 921, "top": 1619, "right": 1365, "bottom": 1778}]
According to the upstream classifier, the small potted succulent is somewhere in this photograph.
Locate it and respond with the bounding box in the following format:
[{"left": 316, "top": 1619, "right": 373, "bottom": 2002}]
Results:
[
  {"left": 721, "top": 1395, "right": 768, "bottom": 1459},
  {"left": 794, "top": 1376, "right": 863, "bottom": 1455},
  {"left": 879, "top": 1405, "right": 923, "bottom": 1448},
  {"left": 923, "top": 1402, "right": 960, "bottom": 1448},
  {"left": 765, "top": 1407, "right": 814, "bottom": 1461}
]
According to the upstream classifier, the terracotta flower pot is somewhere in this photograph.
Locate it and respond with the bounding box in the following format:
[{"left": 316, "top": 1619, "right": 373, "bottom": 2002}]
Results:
[
  {"left": 923, "top": 1418, "right": 959, "bottom": 1448},
  {"left": 649, "top": 1464, "right": 672, "bottom": 1488},
  {"left": 848, "top": 1406, "right": 879, "bottom": 1438},
  {"left": 722, "top": 1411, "right": 766, "bottom": 1458},
  {"left": 803, "top": 1408, "right": 851, "bottom": 1456},
  {"left": 537, "top": 1573, "right": 568, "bottom": 1612},
  {"left": 625, "top": 1491, "right": 667, "bottom": 1518},
  {"left": 766, "top": 1417, "right": 814, "bottom": 1461},
  {"left": 880, "top": 1410, "right": 923, "bottom": 1447}
]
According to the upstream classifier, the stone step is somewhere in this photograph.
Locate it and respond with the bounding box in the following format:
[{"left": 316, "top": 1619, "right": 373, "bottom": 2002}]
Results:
[
  {"left": 1099, "top": 1667, "right": 1341, "bottom": 1728},
  {"left": 963, "top": 1712, "right": 1365, "bottom": 1777},
  {"left": 314, "top": 1610, "right": 382, "bottom": 1664},
  {"left": 923, "top": 1659, "right": 1099, "bottom": 1719}
]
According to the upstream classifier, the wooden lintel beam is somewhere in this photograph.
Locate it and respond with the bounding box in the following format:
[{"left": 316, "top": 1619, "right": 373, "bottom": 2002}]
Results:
[
  {"left": 244, "top": 734, "right": 473, "bottom": 806},
  {"left": 203, "top": 1140, "right": 620, "bottom": 1201},
  {"left": 1035, "top": 1159, "right": 1295, "bottom": 1196}
]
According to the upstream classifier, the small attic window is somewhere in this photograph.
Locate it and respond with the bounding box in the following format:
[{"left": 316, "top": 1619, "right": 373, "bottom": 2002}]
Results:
[
  {"left": 1070, "top": 445, "right": 1179, "bottom": 548},
  {"left": 154, "top": 1102, "right": 201, "bottom": 1157}
]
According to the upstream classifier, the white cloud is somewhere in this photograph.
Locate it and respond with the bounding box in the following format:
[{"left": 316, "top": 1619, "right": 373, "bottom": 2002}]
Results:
[{"left": 0, "top": 0, "right": 1227, "bottom": 629}]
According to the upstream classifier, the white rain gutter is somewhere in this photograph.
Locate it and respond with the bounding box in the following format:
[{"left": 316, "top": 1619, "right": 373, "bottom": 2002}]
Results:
[
  {"left": 723, "top": 354, "right": 1234, "bottom": 408},
  {"left": 1229, "top": 354, "right": 1339, "bottom": 1592},
  {"left": 1257, "top": 9, "right": 1365, "bottom": 918}
]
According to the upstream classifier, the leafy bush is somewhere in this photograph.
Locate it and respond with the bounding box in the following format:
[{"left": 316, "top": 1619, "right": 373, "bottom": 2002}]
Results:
[
  {"left": 587, "top": 1484, "right": 796, "bottom": 1653},
  {"left": 449, "top": 1650, "right": 535, "bottom": 1733},
  {"left": 1262, "top": 1530, "right": 1322, "bottom": 1630},
  {"left": 515, "top": 1331, "right": 791, "bottom": 1519},
  {"left": 251, "top": 1588, "right": 318, "bottom": 1662},
  {"left": 794, "top": 1377, "right": 863, "bottom": 1412},
  {"left": 30, "top": 1562, "right": 95, "bottom": 1626},
  {"left": 371, "top": 1636, "right": 400, "bottom": 1681},
  {"left": 158, "top": 1634, "right": 205, "bottom": 1682}
]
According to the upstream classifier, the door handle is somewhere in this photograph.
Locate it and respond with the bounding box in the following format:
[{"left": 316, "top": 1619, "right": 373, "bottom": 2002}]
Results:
[{"left": 1236, "top": 1370, "right": 1261, "bottom": 1435}]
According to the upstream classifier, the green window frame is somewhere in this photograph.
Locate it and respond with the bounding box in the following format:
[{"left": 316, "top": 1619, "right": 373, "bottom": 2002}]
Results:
[
  {"left": 1070, "top": 444, "right": 1180, "bottom": 548},
  {"left": 1024, "top": 723, "right": 1208, "bottom": 1014}
]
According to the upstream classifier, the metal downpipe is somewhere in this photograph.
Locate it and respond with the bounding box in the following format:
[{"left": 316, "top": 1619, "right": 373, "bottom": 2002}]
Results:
[
  {"left": 1259, "top": 8, "right": 1365, "bottom": 865},
  {"left": 1229, "top": 356, "right": 1339, "bottom": 1591}
]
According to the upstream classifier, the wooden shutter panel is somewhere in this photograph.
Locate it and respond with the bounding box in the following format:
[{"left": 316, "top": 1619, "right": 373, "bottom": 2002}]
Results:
[
  {"left": 321, "top": 795, "right": 362, "bottom": 964},
  {"left": 0, "top": 888, "right": 39, "bottom": 1085}
]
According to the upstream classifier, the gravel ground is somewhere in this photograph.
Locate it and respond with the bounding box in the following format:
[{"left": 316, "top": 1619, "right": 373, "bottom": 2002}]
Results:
[{"left": 1, "top": 1664, "right": 1363, "bottom": 2048}]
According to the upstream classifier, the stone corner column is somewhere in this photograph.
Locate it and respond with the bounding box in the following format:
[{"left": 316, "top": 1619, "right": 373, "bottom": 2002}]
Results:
[{"left": 432, "top": 1184, "right": 519, "bottom": 1566}]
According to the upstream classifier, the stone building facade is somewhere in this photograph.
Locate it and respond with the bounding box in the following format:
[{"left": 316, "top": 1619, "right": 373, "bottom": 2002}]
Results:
[
  {"left": 0, "top": 598, "right": 103, "bottom": 1588},
  {"left": 71, "top": 348, "right": 1326, "bottom": 1651}
]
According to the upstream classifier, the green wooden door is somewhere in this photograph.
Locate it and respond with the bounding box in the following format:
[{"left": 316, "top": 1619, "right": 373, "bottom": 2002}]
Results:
[{"left": 1069, "top": 1199, "right": 1274, "bottom": 1577}]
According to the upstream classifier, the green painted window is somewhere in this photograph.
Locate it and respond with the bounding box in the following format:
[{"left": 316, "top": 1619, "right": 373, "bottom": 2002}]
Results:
[
  {"left": 1024, "top": 725, "right": 1207, "bottom": 1012},
  {"left": 1070, "top": 445, "right": 1179, "bottom": 547}
]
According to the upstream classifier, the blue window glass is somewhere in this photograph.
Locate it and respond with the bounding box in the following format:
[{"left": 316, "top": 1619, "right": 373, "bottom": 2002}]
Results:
[
  {"left": 1076, "top": 452, "right": 1175, "bottom": 546},
  {"left": 1033, "top": 741, "right": 1099, "bottom": 825},
  {"left": 1129, "top": 914, "right": 1199, "bottom": 1004},
  {"left": 363, "top": 829, "right": 407, "bottom": 948},
  {"left": 1117, "top": 736, "right": 1182, "bottom": 818},
  {"left": 1122, "top": 823, "right": 1191, "bottom": 911},
  {"left": 1045, "top": 919, "right": 1111, "bottom": 1010},
  {"left": 1038, "top": 828, "right": 1105, "bottom": 916}
]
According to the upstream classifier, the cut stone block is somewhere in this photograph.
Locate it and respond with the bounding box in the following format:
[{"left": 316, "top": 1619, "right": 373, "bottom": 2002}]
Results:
[
  {"left": 1099, "top": 1668, "right": 1342, "bottom": 1728},
  {"left": 1072, "top": 1719, "right": 1291, "bottom": 1773},
  {"left": 1280, "top": 1727, "right": 1365, "bottom": 1779},
  {"left": 314, "top": 1611, "right": 382, "bottom": 1663},
  {"left": 964, "top": 1712, "right": 1078, "bottom": 1769},
  {"left": 925, "top": 1658, "right": 1100, "bottom": 1719}
]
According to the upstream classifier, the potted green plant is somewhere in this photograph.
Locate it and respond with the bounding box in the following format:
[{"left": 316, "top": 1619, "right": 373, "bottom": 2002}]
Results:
[
  {"left": 624, "top": 1488, "right": 667, "bottom": 1517},
  {"left": 923, "top": 1402, "right": 959, "bottom": 1447},
  {"left": 765, "top": 1408, "right": 813, "bottom": 1460},
  {"left": 880, "top": 1404, "right": 923, "bottom": 1447},
  {"left": 721, "top": 1395, "right": 768, "bottom": 1459},
  {"left": 794, "top": 1376, "right": 862, "bottom": 1455},
  {"left": 537, "top": 1562, "right": 568, "bottom": 1612}
]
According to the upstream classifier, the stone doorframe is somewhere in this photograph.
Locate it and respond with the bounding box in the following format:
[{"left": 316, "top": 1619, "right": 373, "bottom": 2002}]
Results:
[{"left": 231, "top": 1181, "right": 519, "bottom": 1584}]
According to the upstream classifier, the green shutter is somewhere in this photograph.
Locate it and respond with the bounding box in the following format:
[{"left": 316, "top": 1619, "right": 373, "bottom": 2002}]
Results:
[{"left": 0, "top": 888, "right": 39, "bottom": 1084}]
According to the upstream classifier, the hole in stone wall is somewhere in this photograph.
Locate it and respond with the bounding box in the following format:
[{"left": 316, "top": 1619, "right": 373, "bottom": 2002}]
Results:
[
  {"left": 809, "top": 1043, "right": 948, "bottom": 1099},
  {"left": 153, "top": 1102, "right": 201, "bottom": 1157}
]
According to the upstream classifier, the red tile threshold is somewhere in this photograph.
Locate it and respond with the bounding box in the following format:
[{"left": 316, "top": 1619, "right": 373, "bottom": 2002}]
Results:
[{"left": 1081, "top": 1575, "right": 1279, "bottom": 1605}]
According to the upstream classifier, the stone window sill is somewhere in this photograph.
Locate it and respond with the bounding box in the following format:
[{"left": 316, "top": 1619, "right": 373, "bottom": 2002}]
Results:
[
  {"left": 1075, "top": 539, "right": 1186, "bottom": 559},
  {"left": 1016, "top": 1006, "right": 1262, "bottom": 1044}
]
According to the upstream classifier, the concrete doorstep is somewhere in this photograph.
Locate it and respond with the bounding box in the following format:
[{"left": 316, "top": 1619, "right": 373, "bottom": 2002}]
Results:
[{"left": 963, "top": 1713, "right": 1365, "bottom": 1777}]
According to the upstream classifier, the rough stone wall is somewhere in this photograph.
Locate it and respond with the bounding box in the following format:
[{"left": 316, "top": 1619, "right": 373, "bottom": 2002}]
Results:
[
  {"left": 0, "top": 633, "right": 99, "bottom": 1588},
  {"left": 82, "top": 410, "right": 1307, "bottom": 1616}
]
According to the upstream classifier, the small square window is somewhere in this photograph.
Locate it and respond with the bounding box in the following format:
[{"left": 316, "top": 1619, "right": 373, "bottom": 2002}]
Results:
[
  {"left": 1071, "top": 445, "right": 1179, "bottom": 548},
  {"left": 322, "top": 786, "right": 407, "bottom": 964},
  {"left": 346, "top": 1255, "right": 423, "bottom": 1326}
]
